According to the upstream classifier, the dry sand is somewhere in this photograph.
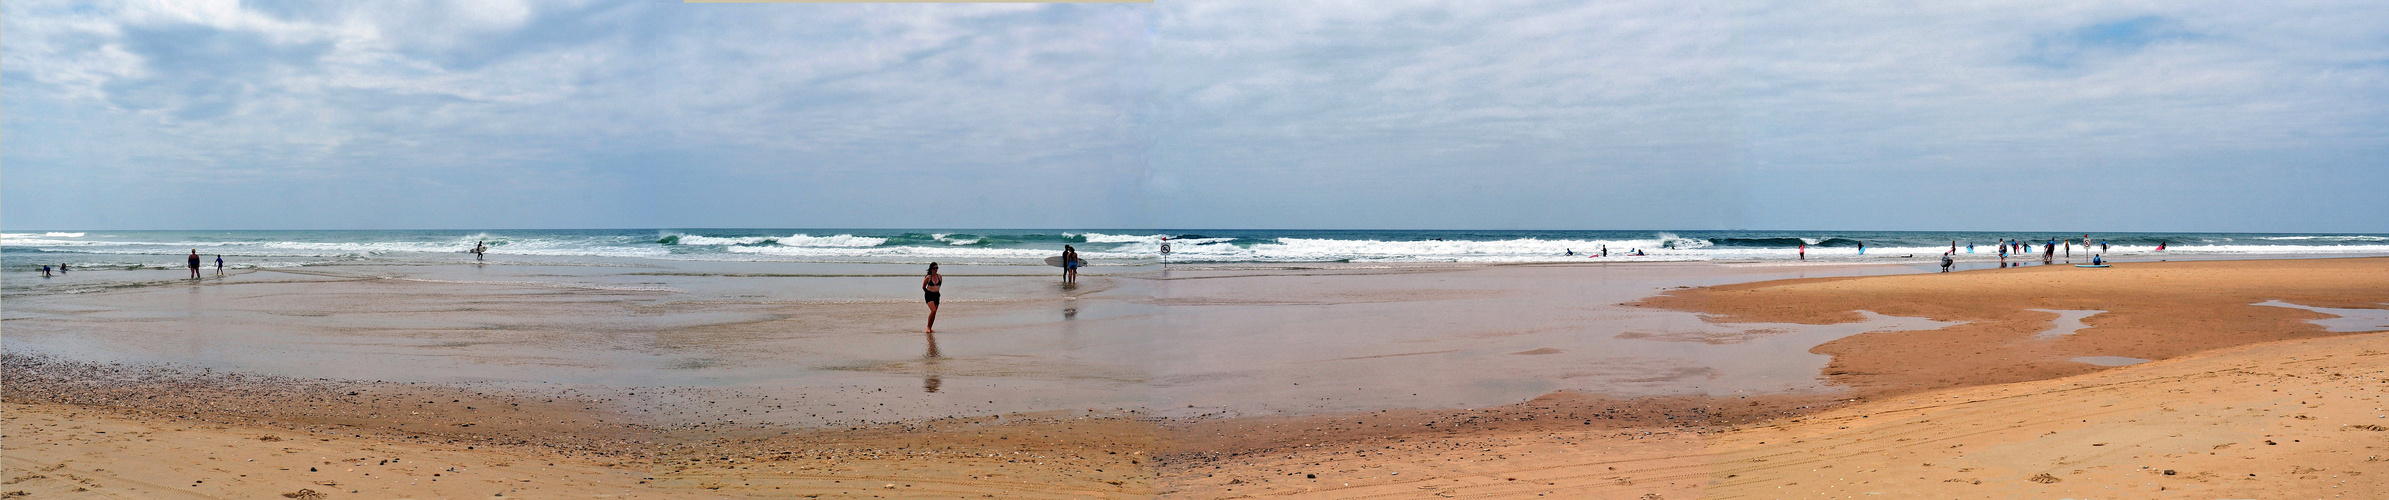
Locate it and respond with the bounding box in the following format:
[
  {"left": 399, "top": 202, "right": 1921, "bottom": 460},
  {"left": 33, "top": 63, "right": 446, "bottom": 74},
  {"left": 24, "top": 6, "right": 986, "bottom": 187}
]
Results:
[{"left": 7, "top": 257, "right": 2388, "bottom": 498}]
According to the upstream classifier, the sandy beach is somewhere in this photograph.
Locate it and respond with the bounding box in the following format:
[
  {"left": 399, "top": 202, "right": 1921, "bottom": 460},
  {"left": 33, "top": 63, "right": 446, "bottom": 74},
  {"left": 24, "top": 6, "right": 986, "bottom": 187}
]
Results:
[{"left": 5, "top": 257, "right": 2387, "bottom": 498}]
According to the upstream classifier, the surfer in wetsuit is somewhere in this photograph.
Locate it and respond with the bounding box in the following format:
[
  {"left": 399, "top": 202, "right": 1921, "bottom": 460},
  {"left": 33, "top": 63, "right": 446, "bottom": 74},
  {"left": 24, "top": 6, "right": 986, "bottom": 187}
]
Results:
[{"left": 923, "top": 263, "right": 942, "bottom": 333}]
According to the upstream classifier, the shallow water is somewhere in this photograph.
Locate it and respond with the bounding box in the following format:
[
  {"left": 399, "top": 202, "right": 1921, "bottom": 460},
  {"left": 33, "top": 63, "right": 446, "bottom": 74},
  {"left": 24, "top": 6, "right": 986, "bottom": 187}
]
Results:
[
  {"left": 2029, "top": 309, "right": 2105, "bottom": 339},
  {"left": 2071, "top": 356, "right": 2151, "bottom": 366},
  {"left": 2, "top": 257, "right": 1951, "bottom": 426},
  {"left": 2253, "top": 300, "right": 2389, "bottom": 332}
]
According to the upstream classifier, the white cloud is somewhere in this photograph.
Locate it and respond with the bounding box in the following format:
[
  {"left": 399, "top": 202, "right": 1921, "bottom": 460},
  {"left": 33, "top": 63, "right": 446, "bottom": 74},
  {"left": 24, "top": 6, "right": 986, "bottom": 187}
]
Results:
[{"left": 4, "top": 0, "right": 2385, "bottom": 230}]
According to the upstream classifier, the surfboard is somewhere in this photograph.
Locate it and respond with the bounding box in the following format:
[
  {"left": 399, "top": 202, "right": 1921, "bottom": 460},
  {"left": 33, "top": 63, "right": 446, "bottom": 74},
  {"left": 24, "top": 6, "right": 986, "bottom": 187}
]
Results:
[
  {"left": 2076, "top": 264, "right": 2110, "bottom": 268},
  {"left": 1044, "top": 256, "right": 1087, "bottom": 268}
]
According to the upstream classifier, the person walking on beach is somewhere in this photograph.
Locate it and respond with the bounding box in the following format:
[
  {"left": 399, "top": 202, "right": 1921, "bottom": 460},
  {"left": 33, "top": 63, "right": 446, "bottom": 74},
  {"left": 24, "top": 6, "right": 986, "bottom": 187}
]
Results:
[
  {"left": 188, "top": 249, "right": 202, "bottom": 279},
  {"left": 923, "top": 263, "right": 942, "bottom": 333},
  {"left": 215, "top": 255, "right": 224, "bottom": 275},
  {"left": 1061, "top": 245, "right": 1080, "bottom": 284}
]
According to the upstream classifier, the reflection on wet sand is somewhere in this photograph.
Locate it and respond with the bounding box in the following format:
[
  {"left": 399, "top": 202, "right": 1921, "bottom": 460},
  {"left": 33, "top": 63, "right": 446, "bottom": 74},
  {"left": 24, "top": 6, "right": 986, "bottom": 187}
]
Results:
[{"left": 922, "top": 332, "right": 942, "bottom": 393}]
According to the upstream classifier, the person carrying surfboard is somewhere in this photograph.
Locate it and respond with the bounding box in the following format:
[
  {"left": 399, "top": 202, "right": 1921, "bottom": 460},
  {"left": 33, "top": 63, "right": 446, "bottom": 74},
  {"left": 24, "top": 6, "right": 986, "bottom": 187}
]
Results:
[{"left": 1062, "top": 245, "right": 1081, "bottom": 284}]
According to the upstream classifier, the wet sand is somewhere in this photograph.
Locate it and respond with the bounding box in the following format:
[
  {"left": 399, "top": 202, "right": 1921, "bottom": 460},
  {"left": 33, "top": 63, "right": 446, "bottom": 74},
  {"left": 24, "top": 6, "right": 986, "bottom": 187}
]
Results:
[
  {"left": 1634, "top": 256, "right": 2389, "bottom": 397},
  {"left": 6, "top": 257, "right": 2387, "bottom": 497}
]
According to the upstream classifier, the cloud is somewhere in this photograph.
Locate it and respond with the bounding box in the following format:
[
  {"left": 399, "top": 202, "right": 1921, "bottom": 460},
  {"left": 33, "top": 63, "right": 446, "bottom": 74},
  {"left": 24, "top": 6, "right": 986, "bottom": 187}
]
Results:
[{"left": 4, "top": 0, "right": 2386, "bottom": 231}]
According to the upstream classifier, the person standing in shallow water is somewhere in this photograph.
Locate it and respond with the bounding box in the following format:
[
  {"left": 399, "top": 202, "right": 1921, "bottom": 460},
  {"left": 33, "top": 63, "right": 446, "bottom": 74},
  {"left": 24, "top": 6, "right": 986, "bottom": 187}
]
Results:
[
  {"left": 922, "top": 263, "right": 942, "bottom": 333},
  {"left": 187, "top": 249, "right": 201, "bottom": 279},
  {"left": 1061, "top": 245, "right": 1080, "bottom": 284}
]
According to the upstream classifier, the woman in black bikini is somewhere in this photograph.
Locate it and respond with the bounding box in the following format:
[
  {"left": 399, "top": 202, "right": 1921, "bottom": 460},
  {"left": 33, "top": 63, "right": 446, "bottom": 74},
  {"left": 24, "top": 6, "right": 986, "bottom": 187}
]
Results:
[{"left": 923, "top": 262, "right": 942, "bottom": 333}]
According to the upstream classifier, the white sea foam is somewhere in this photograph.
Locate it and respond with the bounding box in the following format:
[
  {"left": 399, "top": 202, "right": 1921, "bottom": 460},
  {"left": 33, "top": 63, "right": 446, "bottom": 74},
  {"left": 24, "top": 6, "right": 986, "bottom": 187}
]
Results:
[
  {"left": 775, "top": 234, "right": 888, "bottom": 247},
  {"left": 2254, "top": 235, "right": 2389, "bottom": 242},
  {"left": 1079, "top": 232, "right": 1168, "bottom": 243},
  {"left": 671, "top": 234, "right": 779, "bottom": 246},
  {"left": 723, "top": 244, "right": 1056, "bottom": 260}
]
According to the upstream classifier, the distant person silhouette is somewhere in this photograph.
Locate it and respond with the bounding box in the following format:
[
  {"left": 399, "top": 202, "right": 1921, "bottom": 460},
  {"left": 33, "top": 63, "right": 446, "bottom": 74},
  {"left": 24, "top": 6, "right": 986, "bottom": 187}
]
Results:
[{"left": 188, "top": 249, "right": 202, "bottom": 279}]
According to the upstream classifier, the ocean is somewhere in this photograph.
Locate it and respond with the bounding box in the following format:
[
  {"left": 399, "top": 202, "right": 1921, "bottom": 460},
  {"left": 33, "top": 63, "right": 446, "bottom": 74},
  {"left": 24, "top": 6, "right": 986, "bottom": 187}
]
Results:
[{"left": 6, "top": 229, "right": 2386, "bottom": 271}]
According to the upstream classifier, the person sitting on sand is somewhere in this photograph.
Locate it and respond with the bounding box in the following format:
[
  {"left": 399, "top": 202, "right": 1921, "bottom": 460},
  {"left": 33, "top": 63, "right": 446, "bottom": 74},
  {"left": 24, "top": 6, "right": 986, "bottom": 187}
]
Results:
[
  {"left": 923, "top": 263, "right": 942, "bottom": 333},
  {"left": 2092, "top": 254, "right": 2104, "bottom": 266}
]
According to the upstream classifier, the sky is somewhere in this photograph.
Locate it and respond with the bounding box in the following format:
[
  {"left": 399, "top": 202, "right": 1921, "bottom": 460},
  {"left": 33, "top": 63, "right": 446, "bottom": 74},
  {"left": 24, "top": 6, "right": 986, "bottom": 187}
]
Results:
[{"left": 5, "top": 1, "right": 2387, "bottom": 232}]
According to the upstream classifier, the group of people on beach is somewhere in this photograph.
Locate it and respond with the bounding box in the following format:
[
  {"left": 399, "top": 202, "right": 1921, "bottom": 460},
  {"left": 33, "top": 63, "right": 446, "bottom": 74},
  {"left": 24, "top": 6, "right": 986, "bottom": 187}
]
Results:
[
  {"left": 920, "top": 244, "right": 1088, "bottom": 333},
  {"left": 1564, "top": 245, "right": 1646, "bottom": 257},
  {"left": 185, "top": 249, "right": 221, "bottom": 278}
]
